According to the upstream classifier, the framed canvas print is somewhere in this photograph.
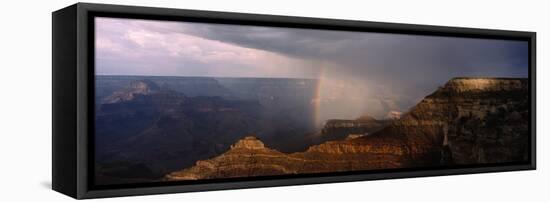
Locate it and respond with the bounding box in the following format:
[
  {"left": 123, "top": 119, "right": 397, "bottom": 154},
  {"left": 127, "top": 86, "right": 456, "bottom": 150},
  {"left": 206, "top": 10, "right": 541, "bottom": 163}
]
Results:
[{"left": 52, "top": 3, "right": 536, "bottom": 199}]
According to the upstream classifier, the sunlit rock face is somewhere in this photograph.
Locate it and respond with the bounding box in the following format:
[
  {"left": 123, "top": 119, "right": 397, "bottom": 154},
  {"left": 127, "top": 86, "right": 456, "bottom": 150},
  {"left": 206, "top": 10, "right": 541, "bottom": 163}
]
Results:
[
  {"left": 430, "top": 78, "right": 529, "bottom": 164},
  {"left": 373, "top": 78, "right": 529, "bottom": 165},
  {"left": 165, "top": 136, "right": 290, "bottom": 180},
  {"left": 165, "top": 135, "right": 407, "bottom": 180},
  {"left": 230, "top": 136, "right": 266, "bottom": 150},
  {"left": 165, "top": 77, "right": 529, "bottom": 180},
  {"left": 439, "top": 77, "right": 527, "bottom": 92}
]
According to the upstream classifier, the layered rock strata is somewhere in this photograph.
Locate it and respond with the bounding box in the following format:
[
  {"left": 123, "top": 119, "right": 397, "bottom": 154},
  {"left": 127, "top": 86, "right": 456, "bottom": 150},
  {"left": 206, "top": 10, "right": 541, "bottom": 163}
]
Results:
[{"left": 165, "top": 78, "right": 529, "bottom": 180}]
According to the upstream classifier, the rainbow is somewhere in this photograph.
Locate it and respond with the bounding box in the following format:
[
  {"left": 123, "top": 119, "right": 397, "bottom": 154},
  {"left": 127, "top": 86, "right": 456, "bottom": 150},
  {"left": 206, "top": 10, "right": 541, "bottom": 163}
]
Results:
[{"left": 311, "top": 67, "right": 326, "bottom": 129}]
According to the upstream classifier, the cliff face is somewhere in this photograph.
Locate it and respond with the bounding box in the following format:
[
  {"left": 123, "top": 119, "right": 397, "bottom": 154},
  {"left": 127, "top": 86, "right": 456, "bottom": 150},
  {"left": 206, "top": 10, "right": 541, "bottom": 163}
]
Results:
[
  {"left": 321, "top": 115, "right": 388, "bottom": 136},
  {"left": 165, "top": 135, "right": 406, "bottom": 180},
  {"left": 377, "top": 77, "right": 529, "bottom": 165},
  {"left": 418, "top": 78, "right": 529, "bottom": 164},
  {"left": 165, "top": 78, "right": 529, "bottom": 180},
  {"left": 165, "top": 136, "right": 291, "bottom": 180},
  {"left": 310, "top": 115, "right": 390, "bottom": 146}
]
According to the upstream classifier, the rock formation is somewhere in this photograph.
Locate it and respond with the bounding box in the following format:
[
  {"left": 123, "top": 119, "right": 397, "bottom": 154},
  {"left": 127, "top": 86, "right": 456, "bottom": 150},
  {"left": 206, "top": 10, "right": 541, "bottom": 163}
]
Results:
[
  {"left": 320, "top": 115, "right": 389, "bottom": 139},
  {"left": 102, "top": 80, "right": 160, "bottom": 104},
  {"left": 385, "top": 110, "right": 403, "bottom": 120},
  {"left": 165, "top": 77, "right": 529, "bottom": 180},
  {"left": 165, "top": 136, "right": 291, "bottom": 180}
]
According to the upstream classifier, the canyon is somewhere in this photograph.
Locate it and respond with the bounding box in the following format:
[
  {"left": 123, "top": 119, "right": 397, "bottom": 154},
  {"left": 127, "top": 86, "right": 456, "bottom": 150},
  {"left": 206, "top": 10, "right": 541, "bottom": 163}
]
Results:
[
  {"left": 165, "top": 77, "right": 529, "bottom": 180},
  {"left": 94, "top": 76, "right": 388, "bottom": 184}
]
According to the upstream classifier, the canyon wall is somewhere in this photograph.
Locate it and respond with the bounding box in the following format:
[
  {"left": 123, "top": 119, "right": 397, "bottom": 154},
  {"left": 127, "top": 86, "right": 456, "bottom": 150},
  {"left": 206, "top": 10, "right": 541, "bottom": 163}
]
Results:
[{"left": 165, "top": 78, "right": 529, "bottom": 180}]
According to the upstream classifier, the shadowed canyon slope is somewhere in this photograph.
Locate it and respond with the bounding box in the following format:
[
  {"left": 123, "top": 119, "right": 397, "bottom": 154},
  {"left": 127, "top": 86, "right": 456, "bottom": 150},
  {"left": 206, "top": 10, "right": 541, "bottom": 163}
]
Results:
[
  {"left": 95, "top": 76, "right": 391, "bottom": 184},
  {"left": 165, "top": 77, "right": 529, "bottom": 180}
]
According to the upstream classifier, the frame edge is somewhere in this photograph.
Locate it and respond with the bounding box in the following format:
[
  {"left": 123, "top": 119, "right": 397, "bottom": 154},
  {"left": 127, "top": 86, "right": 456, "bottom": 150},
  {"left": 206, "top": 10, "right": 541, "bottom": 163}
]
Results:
[
  {"left": 66, "top": 2, "right": 537, "bottom": 199},
  {"left": 52, "top": 3, "right": 79, "bottom": 199}
]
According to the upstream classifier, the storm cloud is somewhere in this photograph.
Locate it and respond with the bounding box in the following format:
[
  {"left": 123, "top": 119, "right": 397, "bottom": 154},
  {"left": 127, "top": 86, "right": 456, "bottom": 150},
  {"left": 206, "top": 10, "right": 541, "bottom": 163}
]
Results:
[
  {"left": 175, "top": 22, "right": 528, "bottom": 91},
  {"left": 95, "top": 17, "right": 528, "bottom": 119}
]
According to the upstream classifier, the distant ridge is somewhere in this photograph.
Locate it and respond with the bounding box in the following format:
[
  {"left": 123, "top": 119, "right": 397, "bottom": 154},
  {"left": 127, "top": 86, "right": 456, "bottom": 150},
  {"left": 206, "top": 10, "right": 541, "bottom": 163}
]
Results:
[{"left": 102, "top": 80, "right": 160, "bottom": 104}]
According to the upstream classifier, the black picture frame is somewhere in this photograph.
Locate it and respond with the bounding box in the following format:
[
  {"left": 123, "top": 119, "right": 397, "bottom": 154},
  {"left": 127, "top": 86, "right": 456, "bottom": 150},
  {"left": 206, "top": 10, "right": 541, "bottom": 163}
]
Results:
[{"left": 52, "top": 3, "right": 536, "bottom": 199}]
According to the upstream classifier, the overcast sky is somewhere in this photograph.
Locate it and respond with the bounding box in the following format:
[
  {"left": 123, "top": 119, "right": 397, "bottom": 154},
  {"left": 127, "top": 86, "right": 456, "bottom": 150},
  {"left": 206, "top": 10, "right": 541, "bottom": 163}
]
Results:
[{"left": 95, "top": 17, "right": 529, "bottom": 119}]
